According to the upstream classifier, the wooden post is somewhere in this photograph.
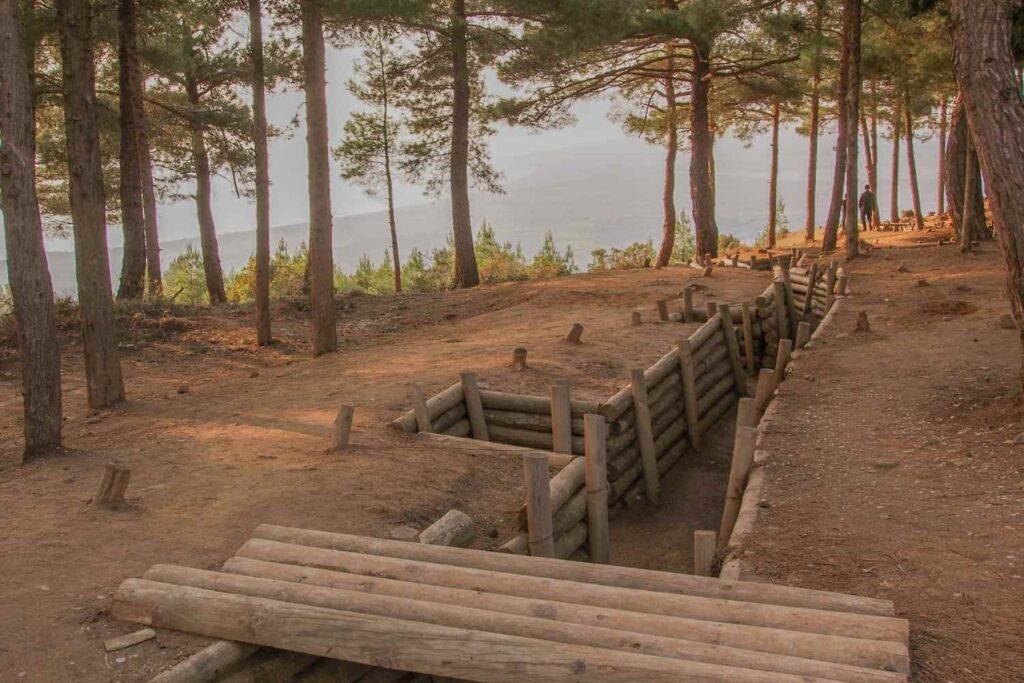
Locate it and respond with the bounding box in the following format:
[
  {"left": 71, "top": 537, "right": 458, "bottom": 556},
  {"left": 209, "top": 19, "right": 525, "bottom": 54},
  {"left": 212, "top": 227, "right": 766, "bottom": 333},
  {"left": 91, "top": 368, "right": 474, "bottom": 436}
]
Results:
[
  {"left": 705, "top": 301, "right": 718, "bottom": 319},
  {"left": 772, "top": 280, "right": 791, "bottom": 340},
  {"left": 656, "top": 299, "right": 670, "bottom": 322},
  {"left": 92, "top": 461, "right": 131, "bottom": 508},
  {"left": 583, "top": 414, "right": 610, "bottom": 565},
  {"left": 701, "top": 253, "right": 714, "bottom": 277},
  {"left": 774, "top": 339, "right": 793, "bottom": 389},
  {"left": 837, "top": 273, "right": 849, "bottom": 296},
  {"left": 795, "top": 321, "right": 812, "bottom": 349},
  {"left": 753, "top": 369, "right": 776, "bottom": 413},
  {"left": 735, "top": 397, "right": 756, "bottom": 431},
  {"left": 512, "top": 347, "right": 528, "bottom": 371},
  {"left": 781, "top": 269, "right": 799, "bottom": 333},
  {"left": 564, "top": 322, "right": 584, "bottom": 343},
  {"left": 682, "top": 288, "right": 693, "bottom": 322},
  {"left": 330, "top": 405, "right": 355, "bottom": 451},
  {"left": 716, "top": 304, "right": 748, "bottom": 397},
  {"left": 740, "top": 303, "right": 755, "bottom": 375},
  {"left": 824, "top": 261, "right": 838, "bottom": 311},
  {"left": 549, "top": 381, "right": 573, "bottom": 454},
  {"left": 629, "top": 368, "right": 661, "bottom": 506},
  {"left": 719, "top": 426, "right": 758, "bottom": 549},
  {"left": 523, "top": 452, "right": 555, "bottom": 558},
  {"left": 676, "top": 339, "right": 701, "bottom": 450},
  {"left": 803, "top": 262, "right": 818, "bottom": 316},
  {"left": 411, "top": 384, "right": 432, "bottom": 433},
  {"left": 693, "top": 530, "right": 717, "bottom": 577},
  {"left": 460, "top": 372, "right": 489, "bottom": 441},
  {"left": 630, "top": 310, "right": 641, "bottom": 326}
]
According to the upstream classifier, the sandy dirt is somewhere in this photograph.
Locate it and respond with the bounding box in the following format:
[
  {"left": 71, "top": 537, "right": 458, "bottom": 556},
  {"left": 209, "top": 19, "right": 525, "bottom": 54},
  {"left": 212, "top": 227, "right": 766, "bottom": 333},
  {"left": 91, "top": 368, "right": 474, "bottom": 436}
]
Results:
[{"left": 0, "top": 264, "right": 764, "bottom": 682}]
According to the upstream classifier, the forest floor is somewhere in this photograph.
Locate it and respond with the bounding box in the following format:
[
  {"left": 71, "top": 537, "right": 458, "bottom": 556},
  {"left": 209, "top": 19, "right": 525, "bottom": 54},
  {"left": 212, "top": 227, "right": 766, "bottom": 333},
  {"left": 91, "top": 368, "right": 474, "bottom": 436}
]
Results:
[{"left": 1, "top": 229, "right": 1020, "bottom": 682}]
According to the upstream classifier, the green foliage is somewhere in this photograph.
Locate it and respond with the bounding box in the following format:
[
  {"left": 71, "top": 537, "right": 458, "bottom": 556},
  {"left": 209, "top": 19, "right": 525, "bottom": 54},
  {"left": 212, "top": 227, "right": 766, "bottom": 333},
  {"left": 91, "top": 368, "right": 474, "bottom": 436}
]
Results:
[
  {"left": 673, "top": 212, "right": 697, "bottom": 264},
  {"left": 164, "top": 244, "right": 208, "bottom": 305},
  {"left": 754, "top": 199, "right": 792, "bottom": 248},
  {"left": 588, "top": 240, "right": 656, "bottom": 271},
  {"left": 473, "top": 221, "right": 527, "bottom": 283},
  {"left": 226, "top": 239, "right": 309, "bottom": 302},
  {"left": 529, "top": 231, "right": 578, "bottom": 279},
  {"left": 718, "top": 233, "right": 743, "bottom": 253}
]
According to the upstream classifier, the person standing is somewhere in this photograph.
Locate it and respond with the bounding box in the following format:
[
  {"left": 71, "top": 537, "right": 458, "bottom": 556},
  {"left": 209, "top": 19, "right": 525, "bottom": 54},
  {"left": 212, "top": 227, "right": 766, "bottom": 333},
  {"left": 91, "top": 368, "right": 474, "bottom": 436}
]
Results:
[{"left": 858, "top": 184, "right": 877, "bottom": 231}]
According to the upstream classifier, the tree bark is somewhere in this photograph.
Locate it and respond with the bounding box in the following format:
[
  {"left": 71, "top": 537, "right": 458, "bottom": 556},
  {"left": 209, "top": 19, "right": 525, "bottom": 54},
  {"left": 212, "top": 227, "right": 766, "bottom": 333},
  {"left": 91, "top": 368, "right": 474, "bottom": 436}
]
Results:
[
  {"left": 944, "top": 94, "right": 986, "bottom": 242},
  {"left": 767, "top": 97, "right": 780, "bottom": 248},
  {"left": 449, "top": 0, "right": 479, "bottom": 287},
  {"left": 890, "top": 100, "right": 901, "bottom": 223},
  {"left": 842, "top": 0, "right": 862, "bottom": 258},
  {"left": 689, "top": 39, "right": 718, "bottom": 258},
  {"left": 822, "top": 0, "right": 852, "bottom": 253},
  {"left": 378, "top": 31, "right": 402, "bottom": 293},
  {"left": 0, "top": 0, "right": 63, "bottom": 458},
  {"left": 804, "top": 0, "right": 824, "bottom": 243},
  {"left": 937, "top": 97, "right": 947, "bottom": 217},
  {"left": 656, "top": 47, "right": 678, "bottom": 267},
  {"left": 185, "top": 75, "right": 227, "bottom": 304},
  {"left": 56, "top": 0, "right": 125, "bottom": 409},
  {"left": 137, "top": 81, "right": 161, "bottom": 295},
  {"left": 903, "top": 103, "right": 925, "bottom": 230},
  {"left": 249, "top": 0, "right": 272, "bottom": 345},
  {"left": 115, "top": 0, "right": 146, "bottom": 300},
  {"left": 860, "top": 110, "right": 878, "bottom": 226},
  {"left": 950, "top": 0, "right": 1024, "bottom": 384},
  {"left": 300, "top": 0, "right": 337, "bottom": 354},
  {"left": 960, "top": 135, "right": 978, "bottom": 252},
  {"left": 870, "top": 81, "right": 880, "bottom": 226}
]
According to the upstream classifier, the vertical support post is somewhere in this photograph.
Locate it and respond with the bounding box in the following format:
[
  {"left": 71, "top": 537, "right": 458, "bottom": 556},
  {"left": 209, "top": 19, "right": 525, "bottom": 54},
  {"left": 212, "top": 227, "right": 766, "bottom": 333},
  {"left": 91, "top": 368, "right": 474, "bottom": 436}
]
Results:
[
  {"left": 753, "top": 369, "right": 776, "bottom": 414},
  {"left": 795, "top": 321, "right": 812, "bottom": 349},
  {"left": 740, "top": 302, "right": 755, "bottom": 376},
  {"left": 630, "top": 310, "right": 642, "bottom": 326},
  {"left": 837, "top": 271, "right": 849, "bottom": 296},
  {"left": 550, "top": 381, "right": 573, "bottom": 454},
  {"left": 718, "top": 426, "right": 758, "bottom": 550},
  {"left": 716, "top": 304, "right": 748, "bottom": 397},
  {"left": 772, "top": 279, "right": 791, "bottom": 340},
  {"left": 781, "top": 269, "right": 799, "bottom": 333},
  {"left": 656, "top": 299, "right": 670, "bottom": 322},
  {"left": 512, "top": 347, "right": 528, "bottom": 371},
  {"left": 460, "top": 371, "right": 489, "bottom": 441},
  {"left": 629, "top": 368, "right": 661, "bottom": 506},
  {"left": 705, "top": 301, "right": 718, "bottom": 319},
  {"left": 676, "top": 340, "right": 702, "bottom": 450},
  {"left": 583, "top": 414, "right": 610, "bottom": 565},
  {"left": 93, "top": 461, "right": 131, "bottom": 508},
  {"left": 774, "top": 339, "right": 794, "bottom": 389},
  {"left": 523, "top": 452, "right": 554, "bottom": 558},
  {"left": 330, "top": 405, "right": 355, "bottom": 450},
  {"left": 804, "top": 262, "right": 819, "bottom": 316},
  {"left": 682, "top": 288, "right": 693, "bottom": 323},
  {"left": 412, "top": 384, "right": 432, "bottom": 433},
  {"left": 694, "top": 530, "right": 717, "bottom": 576},
  {"left": 825, "top": 259, "right": 838, "bottom": 311},
  {"left": 735, "top": 396, "right": 756, "bottom": 431}
]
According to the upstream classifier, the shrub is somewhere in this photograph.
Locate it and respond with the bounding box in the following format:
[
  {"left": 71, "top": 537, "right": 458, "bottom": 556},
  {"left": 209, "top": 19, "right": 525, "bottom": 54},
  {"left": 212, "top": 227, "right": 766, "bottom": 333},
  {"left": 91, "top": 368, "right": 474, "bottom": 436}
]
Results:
[
  {"left": 164, "top": 244, "right": 208, "bottom": 305},
  {"left": 718, "top": 232, "right": 743, "bottom": 253},
  {"left": 588, "top": 239, "right": 656, "bottom": 271},
  {"left": 529, "top": 231, "right": 577, "bottom": 279},
  {"left": 475, "top": 221, "right": 528, "bottom": 283},
  {"left": 673, "top": 213, "right": 697, "bottom": 264}
]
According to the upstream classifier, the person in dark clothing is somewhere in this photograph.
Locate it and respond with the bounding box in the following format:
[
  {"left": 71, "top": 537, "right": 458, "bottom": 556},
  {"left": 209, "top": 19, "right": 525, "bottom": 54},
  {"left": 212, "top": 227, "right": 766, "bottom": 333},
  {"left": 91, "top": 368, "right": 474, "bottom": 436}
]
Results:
[{"left": 858, "top": 185, "right": 876, "bottom": 230}]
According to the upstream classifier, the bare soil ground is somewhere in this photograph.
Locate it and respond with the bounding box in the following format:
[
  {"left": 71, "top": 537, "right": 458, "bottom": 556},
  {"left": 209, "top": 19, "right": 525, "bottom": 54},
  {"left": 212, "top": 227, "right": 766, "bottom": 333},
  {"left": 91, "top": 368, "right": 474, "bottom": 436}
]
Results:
[
  {"left": 0, "top": 264, "right": 765, "bottom": 682},
  {"left": 742, "top": 231, "right": 1024, "bottom": 682}
]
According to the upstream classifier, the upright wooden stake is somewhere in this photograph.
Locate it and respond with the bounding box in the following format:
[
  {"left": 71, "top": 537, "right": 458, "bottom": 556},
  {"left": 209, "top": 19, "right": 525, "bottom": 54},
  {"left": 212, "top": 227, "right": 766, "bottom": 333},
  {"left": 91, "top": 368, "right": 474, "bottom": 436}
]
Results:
[
  {"left": 705, "top": 301, "right": 718, "bottom": 319},
  {"left": 330, "top": 405, "right": 355, "bottom": 451},
  {"left": 460, "top": 372, "right": 489, "bottom": 441},
  {"left": 523, "top": 452, "right": 554, "bottom": 558},
  {"left": 795, "top": 321, "right": 812, "bottom": 349},
  {"left": 837, "top": 272, "right": 849, "bottom": 296},
  {"left": 774, "top": 339, "right": 794, "bottom": 389},
  {"left": 676, "top": 340, "right": 701, "bottom": 450},
  {"left": 693, "top": 530, "right": 717, "bottom": 577},
  {"left": 656, "top": 300, "right": 670, "bottom": 322},
  {"left": 735, "top": 397, "right": 756, "bottom": 431},
  {"left": 824, "top": 260, "right": 838, "bottom": 311},
  {"left": 550, "top": 381, "right": 573, "bottom": 454},
  {"left": 630, "top": 310, "right": 642, "bottom": 326},
  {"left": 512, "top": 347, "right": 528, "bottom": 371},
  {"left": 411, "top": 384, "right": 432, "bottom": 433},
  {"left": 629, "top": 368, "right": 661, "bottom": 506},
  {"left": 682, "top": 288, "right": 693, "bottom": 322},
  {"left": 583, "top": 414, "right": 610, "bottom": 565},
  {"left": 804, "top": 262, "right": 819, "bottom": 316},
  {"left": 717, "top": 304, "right": 748, "bottom": 397},
  {"left": 564, "top": 322, "right": 584, "bottom": 343},
  {"left": 753, "top": 369, "right": 776, "bottom": 413},
  {"left": 740, "top": 303, "right": 755, "bottom": 375},
  {"left": 719, "top": 426, "right": 758, "bottom": 549},
  {"left": 772, "top": 280, "right": 791, "bottom": 340},
  {"left": 781, "top": 269, "right": 799, "bottom": 333},
  {"left": 92, "top": 461, "right": 131, "bottom": 508}
]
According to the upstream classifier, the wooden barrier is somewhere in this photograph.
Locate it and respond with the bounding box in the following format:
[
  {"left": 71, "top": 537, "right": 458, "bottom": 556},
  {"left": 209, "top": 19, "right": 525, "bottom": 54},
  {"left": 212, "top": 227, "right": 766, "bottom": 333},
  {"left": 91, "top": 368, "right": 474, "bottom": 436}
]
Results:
[
  {"left": 629, "top": 368, "right": 661, "bottom": 506},
  {"left": 523, "top": 453, "right": 555, "bottom": 558},
  {"left": 584, "top": 415, "right": 610, "bottom": 564}
]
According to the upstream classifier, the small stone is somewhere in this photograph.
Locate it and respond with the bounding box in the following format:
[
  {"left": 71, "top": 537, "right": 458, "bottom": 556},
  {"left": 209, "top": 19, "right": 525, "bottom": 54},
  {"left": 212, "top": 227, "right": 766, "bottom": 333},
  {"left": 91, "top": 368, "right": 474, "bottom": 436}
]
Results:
[
  {"left": 895, "top": 263, "right": 909, "bottom": 273},
  {"left": 85, "top": 415, "right": 102, "bottom": 425},
  {"left": 176, "top": 383, "right": 189, "bottom": 395},
  {"left": 757, "top": 499, "right": 771, "bottom": 509},
  {"left": 389, "top": 525, "right": 419, "bottom": 541}
]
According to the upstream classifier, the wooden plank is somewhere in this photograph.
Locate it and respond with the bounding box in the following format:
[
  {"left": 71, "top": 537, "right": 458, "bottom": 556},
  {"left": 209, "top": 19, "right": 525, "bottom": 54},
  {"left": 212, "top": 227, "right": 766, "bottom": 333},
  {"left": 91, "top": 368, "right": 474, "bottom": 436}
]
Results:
[{"left": 103, "top": 628, "right": 155, "bottom": 652}]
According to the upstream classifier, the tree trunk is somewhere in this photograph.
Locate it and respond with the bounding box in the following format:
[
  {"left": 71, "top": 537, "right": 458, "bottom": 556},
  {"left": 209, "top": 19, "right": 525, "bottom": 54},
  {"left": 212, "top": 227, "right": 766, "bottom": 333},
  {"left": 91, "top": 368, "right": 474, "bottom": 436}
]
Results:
[
  {"left": 689, "top": 40, "right": 718, "bottom": 258},
  {"left": 116, "top": 0, "right": 146, "bottom": 300},
  {"left": 767, "top": 97, "right": 780, "bottom": 248},
  {"left": 137, "top": 81, "right": 161, "bottom": 295},
  {"left": 300, "top": 0, "right": 337, "bottom": 354},
  {"left": 870, "top": 81, "right": 880, "bottom": 226},
  {"left": 249, "top": 0, "right": 272, "bottom": 345},
  {"left": 950, "top": 0, "right": 1024, "bottom": 385},
  {"left": 0, "top": 0, "right": 63, "bottom": 458},
  {"left": 185, "top": 75, "right": 227, "bottom": 304},
  {"left": 449, "top": 0, "right": 479, "bottom": 287},
  {"left": 656, "top": 48, "right": 678, "bottom": 267},
  {"left": 937, "top": 97, "right": 947, "bottom": 217},
  {"left": 903, "top": 103, "right": 925, "bottom": 230},
  {"left": 890, "top": 100, "right": 901, "bottom": 222},
  {"left": 859, "top": 111, "right": 878, "bottom": 226},
  {"left": 56, "top": 0, "right": 125, "bottom": 409},
  {"left": 377, "top": 30, "right": 401, "bottom": 293},
  {"left": 960, "top": 136, "right": 978, "bottom": 252},
  {"left": 804, "top": 0, "right": 824, "bottom": 243},
  {"left": 822, "top": 0, "right": 852, "bottom": 253},
  {"left": 945, "top": 94, "right": 986, "bottom": 241},
  {"left": 842, "top": 0, "right": 863, "bottom": 258}
]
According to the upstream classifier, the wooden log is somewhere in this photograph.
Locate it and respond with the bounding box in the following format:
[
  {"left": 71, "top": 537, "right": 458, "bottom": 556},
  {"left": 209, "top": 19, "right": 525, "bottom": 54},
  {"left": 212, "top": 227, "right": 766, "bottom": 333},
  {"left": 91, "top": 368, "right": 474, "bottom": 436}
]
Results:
[
  {"left": 553, "top": 522, "right": 588, "bottom": 560},
  {"left": 443, "top": 419, "right": 471, "bottom": 438},
  {"left": 719, "top": 426, "right": 758, "bottom": 549},
  {"left": 391, "top": 381, "right": 464, "bottom": 433},
  {"left": 433, "top": 402, "right": 468, "bottom": 433},
  {"left": 104, "top": 628, "right": 156, "bottom": 653},
  {"left": 459, "top": 372, "right": 489, "bottom": 441},
  {"left": 414, "top": 433, "right": 575, "bottom": 469},
  {"left": 92, "top": 461, "right": 131, "bottom": 508},
  {"left": 550, "top": 382, "right": 573, "bottom": 454},
  {"left": 645, "top": 347, "right": 682, "bottom": 386},
  {"left": 583, "top": 415, "right": 610, "bottom": 564},
  {"left": 772, "top": 279, "right": 790, "bottom": 340},
  {"left": 479, "top": 389, "right": 600, "bottom": 418},
  {"left": 740, "top": 303, "right": 755, "bottom": 375},
  {"left": 523, "top": 452, "right": 554, "bottom": 557},
  {"left": 630, "top": 309, "right": 641, "bottom": 326},
  {"left": 795, "top": 321, "right": 812, "bottom": 349},
  {"left": 250, "top": 526, "right": 900, "bottom": 618},
  {"left": 676, "top": 339, "right": 702, "bottom": 450},
  {"left": 656, "top": 299, "right": 670, "bottom": 321},
  {"left": 517, "top": 456, "right": 587, "bottom": 530},
  {"left": 694, "top": 358, "right": 733, "bottom": 398},
  {"left": 682, "top": 287, "right": 693, "bottom": 322},
  {"left": 717, "top": 304, "right": 748, "bottom": 398},
  {"left": 148, "top": 640, "right": 260, "bottom": 683},
  {"left": 551, "top": 485, "right": 588, "bottom": 538},
  {"left": 482, "top": 410, "right": 586, "bottom": 437},
  {"left": 693, "top": 531, "right": 716, "bottom": 578},
  {"left": 754, "top": 369, "right": 776, "bottom": 413},
  {"left": 774, "top": 339, "right": 794, "bottom": 389},
  {"left": 411, "top": 384, "right": 432, "bottom": 434},
  {"left": 781, "top": 270, "right": 800, "bottom": 338},
  {"left": 693, "top": 342, "right": 729, "bottom": 377},
  {"left": 735, "top": 397, "right": 757, "bottom": 431},
  {"left": 697, "top": 372, "right": 735, "bottom": 419},
  {"left": 705, "top": 301, "right": 718, "bottom": 319},
  {"left": 564, "top": 322, "right": 584, "bottom": 343},
  {"left": 419, "top": 510, "right": 475, "bottom": 548},
  {"left": 512, "top": 347, "right": 528, "bottom": 371},
  {"left": 688, "top": 314, "right": 723, "bottom": 350},
  {"left": 329, "top": 405, "right": 355, "bottom": 451},
  {"left": 489, "top": 425, "right": 583, "bottom": 454},
  {"left": 219, "top": 650, "right": 318, "bottom": 683},
  {"left": 629, "top": 368, "right": 661, "bottom": 506},
  {"left": 838, "top": 273, "right": 849, "bottom": 296},
  {"left": 803, "top": 262, "right": 818, "bottom": 316}
]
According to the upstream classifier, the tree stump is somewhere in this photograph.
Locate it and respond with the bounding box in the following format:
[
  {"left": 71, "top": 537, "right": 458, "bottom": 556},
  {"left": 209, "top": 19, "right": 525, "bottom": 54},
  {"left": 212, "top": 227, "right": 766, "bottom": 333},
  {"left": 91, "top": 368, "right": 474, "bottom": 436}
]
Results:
[
  {"left": 656, "top": 300, "right": 670, "bottom": 322},
  {"left": 92, "top": 461, "right": 131, "bottom": 509},
  {"left": 855, "top": 311, "right": 871, "bottom": 332},
  {"left": 630, "top": 310, "right": 641, "bottom": 326},
  {"left": 564, "top": 322, "right": 584, "bottom": 343},
  {"left": 512, "top": 347, "right": 528, "bottom": 371},
  {"left": 329, "top": 405, "right": 355, "bottom": 451}
]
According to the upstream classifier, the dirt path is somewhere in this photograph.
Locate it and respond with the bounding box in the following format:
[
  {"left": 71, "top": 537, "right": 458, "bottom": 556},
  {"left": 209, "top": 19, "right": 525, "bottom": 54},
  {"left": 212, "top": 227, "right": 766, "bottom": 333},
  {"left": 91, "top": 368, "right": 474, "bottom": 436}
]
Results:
[
  {"left": 0, "top": 265, "right": 762, "bottom": 682},
  {"left": 740, "top": 237, "right": 1024, "bottom": 682}
]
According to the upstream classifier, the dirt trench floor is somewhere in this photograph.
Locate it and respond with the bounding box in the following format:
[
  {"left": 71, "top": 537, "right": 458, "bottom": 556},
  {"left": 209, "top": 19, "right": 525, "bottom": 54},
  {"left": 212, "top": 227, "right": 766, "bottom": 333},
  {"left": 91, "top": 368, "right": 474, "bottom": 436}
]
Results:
[
  {"left": 0, "top": 264, "right": 763, "bottom": 682},
  {"left": 741, "top": 232, "right": 1024, "bottom": 682}
]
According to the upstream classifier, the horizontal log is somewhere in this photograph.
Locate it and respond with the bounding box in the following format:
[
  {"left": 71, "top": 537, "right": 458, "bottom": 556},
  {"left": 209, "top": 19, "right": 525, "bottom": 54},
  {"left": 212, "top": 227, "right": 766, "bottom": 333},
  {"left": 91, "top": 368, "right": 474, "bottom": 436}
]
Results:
[
  {"left": 250, "top": 526, "right": 899, "bottom": 617},
  {"left": 392, "top": 382, "right": 464, "bottom": 433},
  {"left": 695, "top": 359, "right": 734, "bottom": 398},
  {"left": 553, "top": 522, "right": 588, "bottom": 560},
  {"left": 517, "top": 456, "right": 587, "bottom": 529},
  {"left": 697, "top": 373, "right": 737, "bottom": 419},
  {"left": 621, "top": 432, "right": 692, "bottom": 505},
  {"left": 488, "top": 425, "right": 584, "bottom": 454},
  {"left": 551, "top": 485, "right": 588, "bottom": 538},
  {"left": 694, "top": 344, "right": 730, "bottom": 379},
  {"left": 443, "top": 419, "right": 471, "bottom": 438},
  {"left": 689, "top": 316, "right": 723, "bottom": 350},
  {"left": 483, "top": 409, "right": 587, "bottom": 437},
  {"left": 479, "top": 389, "right": 600, "bottom": 418},
  {"left": 433, "top": 403, "right": 468, "bottom": 433},
  {"left": 697, "top": 390, "right": 736, "bottom": 433},
  {"left": 414, "top": 433, "right": 575, "bottom": 469},
  {"left": 610, "top": 435, "right": 689, "bottom": 501}
]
